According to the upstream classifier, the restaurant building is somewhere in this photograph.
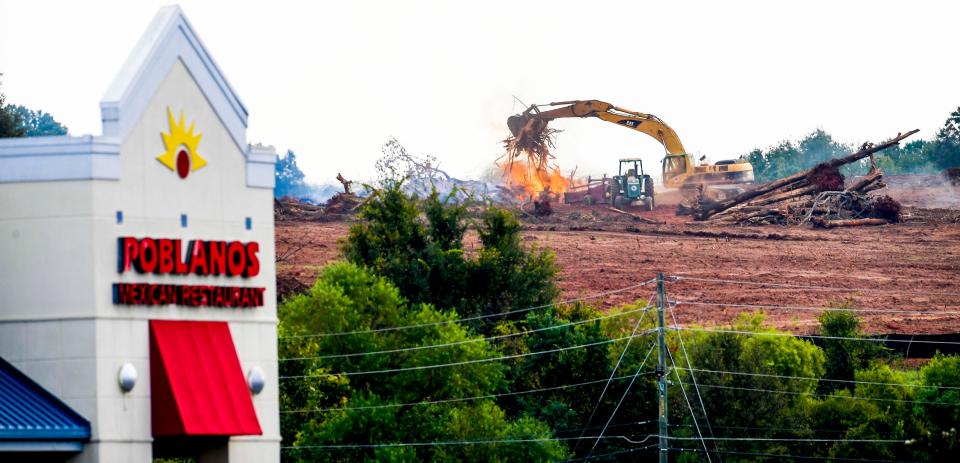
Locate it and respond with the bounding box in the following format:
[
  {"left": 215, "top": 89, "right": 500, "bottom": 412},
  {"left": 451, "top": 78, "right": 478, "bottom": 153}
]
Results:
[{"left": 0, "top": 6, "right": 280, "bottom": 462}]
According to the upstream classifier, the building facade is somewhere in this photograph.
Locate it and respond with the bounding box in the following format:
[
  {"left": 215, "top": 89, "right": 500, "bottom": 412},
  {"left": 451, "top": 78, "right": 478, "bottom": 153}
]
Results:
[{"left": 0, "top": 6, "right": 280, "bottom": 462}]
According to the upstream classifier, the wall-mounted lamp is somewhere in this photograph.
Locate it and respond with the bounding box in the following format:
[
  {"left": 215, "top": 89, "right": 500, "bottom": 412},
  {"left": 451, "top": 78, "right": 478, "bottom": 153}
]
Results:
[
  {"left": 118, "top": 363, "right": 138, "bottom": 393},
  {"left": 247, "top": 366, "right": 265, "bottom": 395}
]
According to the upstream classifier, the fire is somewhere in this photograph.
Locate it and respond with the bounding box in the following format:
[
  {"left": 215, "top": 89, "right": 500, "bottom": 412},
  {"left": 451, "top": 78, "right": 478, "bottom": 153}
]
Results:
[{"left": 500, "top": 160, "right": 573, "bottom": 199}]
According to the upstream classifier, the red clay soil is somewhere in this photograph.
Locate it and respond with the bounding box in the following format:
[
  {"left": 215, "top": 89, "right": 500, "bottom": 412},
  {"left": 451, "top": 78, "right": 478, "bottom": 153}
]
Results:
[{"left": 275, "top": 177, "right": 960, "bottom": 336}]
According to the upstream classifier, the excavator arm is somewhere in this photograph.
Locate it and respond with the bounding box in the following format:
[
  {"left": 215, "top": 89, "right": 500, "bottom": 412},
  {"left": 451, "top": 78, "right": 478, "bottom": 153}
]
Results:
[
  {"left": 507, "top": 99, "right": 754, "bottom": 192},
  {"left": 508, "top": 100, "right": 687, "bottom": 155}
]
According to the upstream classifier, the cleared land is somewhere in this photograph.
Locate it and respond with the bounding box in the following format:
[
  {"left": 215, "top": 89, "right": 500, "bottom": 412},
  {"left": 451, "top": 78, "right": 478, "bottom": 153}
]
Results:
[{"left": 276, "top": 175, "right": 960, "bottom": 335}]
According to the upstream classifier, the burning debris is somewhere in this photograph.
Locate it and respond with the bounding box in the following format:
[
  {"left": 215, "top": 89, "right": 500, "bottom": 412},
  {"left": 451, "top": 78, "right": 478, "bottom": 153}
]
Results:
[
  {"left": 693, "top": 130, "right": 919, "bottom": 226},
  {"left": 499, "top": 112, "right": 574, "bottom": 203}
]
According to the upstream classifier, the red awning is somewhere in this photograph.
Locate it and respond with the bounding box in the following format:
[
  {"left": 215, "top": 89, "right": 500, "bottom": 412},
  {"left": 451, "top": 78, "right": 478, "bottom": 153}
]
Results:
[{"left": 150, "top": 320, "right": 262, "bottom": 436}]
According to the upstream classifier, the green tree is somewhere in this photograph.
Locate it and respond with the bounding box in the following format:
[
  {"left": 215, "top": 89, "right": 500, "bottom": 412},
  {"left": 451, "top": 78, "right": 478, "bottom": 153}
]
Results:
[
  {"left": 674, "top": 313, "right": 826, "bottom": 459},
  {"left": 275, "top": 150, "right": 309, "bottom": 198},
  {"left": 930, "top": 107, "right": 960, "bottom": 170},
  {"left": 343, "top": 182, "right": 558, "bottom": 335},
  {"left": 7, "top": 105, "right": 67, "bottom": 136},
  {"left": 909, "top": 354, "right": 960, "bottom": 461},
  {"left": 808, "top": 364, "right": 913, "bottom": 461},
  {"left": 279, "top": 262, "right": 567, "bottom": 462},
  {"left": 816, "top": 308, "right": 887, "bottom": 394},
  {"left": 0, "top": 76, "right": 25, "bottom": 137}
]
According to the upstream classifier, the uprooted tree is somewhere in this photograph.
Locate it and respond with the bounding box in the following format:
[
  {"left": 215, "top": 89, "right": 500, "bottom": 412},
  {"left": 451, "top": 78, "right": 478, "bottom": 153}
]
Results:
[{"left": 693, "top": 130, "right": 918, "bottom": 226}]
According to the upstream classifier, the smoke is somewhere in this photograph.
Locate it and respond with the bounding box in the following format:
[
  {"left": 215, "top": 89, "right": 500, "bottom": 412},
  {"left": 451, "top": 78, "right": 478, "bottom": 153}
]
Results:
[{"left": 880, "top": 174, "right": 960, "bottom": 209}]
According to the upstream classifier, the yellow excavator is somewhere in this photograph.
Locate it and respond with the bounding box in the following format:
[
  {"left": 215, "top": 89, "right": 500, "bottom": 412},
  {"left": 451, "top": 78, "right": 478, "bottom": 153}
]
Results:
[{"left": 507, "top": 100, "right": 755, "bottom": 200}]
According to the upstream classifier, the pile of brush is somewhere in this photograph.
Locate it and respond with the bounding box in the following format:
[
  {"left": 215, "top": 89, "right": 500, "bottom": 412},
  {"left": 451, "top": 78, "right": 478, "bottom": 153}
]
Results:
[
  {"left": 693, "top": 130, "right": 918, "bottom": 227},
  {"left": 501, "top": 114, "right": 562, "bottom": 173}
]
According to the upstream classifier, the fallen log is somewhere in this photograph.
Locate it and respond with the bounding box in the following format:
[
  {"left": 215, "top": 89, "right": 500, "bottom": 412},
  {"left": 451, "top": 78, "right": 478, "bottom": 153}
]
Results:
[
  {"left": 694, "top": 129, "right": 918, "bottom": 220},
  {"left": 811, "top": 217, "right": 889, "bottom": 228},
  {"left": 607, "top": 207, "right": 664, "bottom": 225},
  {"left": 846, "top": 170, "right": 883, "bottom": 193}
]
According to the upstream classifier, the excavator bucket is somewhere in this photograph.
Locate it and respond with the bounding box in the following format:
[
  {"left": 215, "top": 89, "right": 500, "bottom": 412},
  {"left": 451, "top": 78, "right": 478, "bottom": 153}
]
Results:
[{"left": 507, "top": 114, "right": 528, "bottom": 138}]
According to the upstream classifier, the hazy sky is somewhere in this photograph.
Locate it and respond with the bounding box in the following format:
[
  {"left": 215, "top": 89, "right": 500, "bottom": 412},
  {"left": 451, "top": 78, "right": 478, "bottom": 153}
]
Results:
[{"left": 2, "top": 0, "right": 959, "bottom": 184}]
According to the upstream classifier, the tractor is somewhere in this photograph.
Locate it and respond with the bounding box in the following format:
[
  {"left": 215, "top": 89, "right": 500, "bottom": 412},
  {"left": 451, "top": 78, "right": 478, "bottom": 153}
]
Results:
[{"left": 608, "top": 158, "right": 655, "bottom": 210}]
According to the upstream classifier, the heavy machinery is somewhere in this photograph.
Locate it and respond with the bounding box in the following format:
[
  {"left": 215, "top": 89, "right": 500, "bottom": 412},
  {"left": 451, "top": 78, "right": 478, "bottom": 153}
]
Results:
[
  {"left": 610, "top": 158, "right": 655, "bottom": 209},
  {"left": 507, "top": 100, "right": 755, "bottom": 201}
]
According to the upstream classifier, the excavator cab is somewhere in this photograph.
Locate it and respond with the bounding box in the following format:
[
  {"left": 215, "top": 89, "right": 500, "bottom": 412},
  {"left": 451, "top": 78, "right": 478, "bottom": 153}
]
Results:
[{"left": 609, "top": 158, "right": 655, "bottom": 210}]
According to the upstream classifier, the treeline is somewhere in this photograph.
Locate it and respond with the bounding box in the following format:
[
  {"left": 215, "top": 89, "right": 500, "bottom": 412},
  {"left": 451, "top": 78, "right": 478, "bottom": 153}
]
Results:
[
  {"left": 278, "top": 183, "right": 960, "bottom": 462},
  {"left": 745, "top": 107, "right": 960, "bottom": 182},
  {"left": 0, "top": 78, "right": 68, "bottom": 138}
]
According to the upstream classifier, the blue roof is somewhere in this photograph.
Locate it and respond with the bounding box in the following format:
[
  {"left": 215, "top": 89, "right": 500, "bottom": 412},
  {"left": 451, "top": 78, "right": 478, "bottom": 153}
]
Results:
[{"left": 0, "top": 356, "right": 90, "bottom": 442}]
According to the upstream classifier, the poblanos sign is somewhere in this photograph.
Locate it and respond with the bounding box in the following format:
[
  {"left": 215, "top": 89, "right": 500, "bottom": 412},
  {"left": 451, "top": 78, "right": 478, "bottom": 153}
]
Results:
[{"left": 113, "top": 236, "right": 265, "bottom": 308}]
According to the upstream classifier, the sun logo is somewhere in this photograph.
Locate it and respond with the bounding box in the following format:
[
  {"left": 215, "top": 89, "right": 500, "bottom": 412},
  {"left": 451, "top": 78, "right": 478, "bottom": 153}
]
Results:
[{"left": 157, "top": 107, "right": 207, "bottom": 179}]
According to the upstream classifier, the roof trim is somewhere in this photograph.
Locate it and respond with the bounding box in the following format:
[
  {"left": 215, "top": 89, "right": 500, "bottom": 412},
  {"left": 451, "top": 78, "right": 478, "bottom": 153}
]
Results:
[
  {"left": 0, "top": 135, "right": 120, "bottom": 183},
  {"left": 100, "top": 5, "right": 249, "bottom": 151},
  {"left": 0, "top": 357, "right": 91, "bottom": 444}
]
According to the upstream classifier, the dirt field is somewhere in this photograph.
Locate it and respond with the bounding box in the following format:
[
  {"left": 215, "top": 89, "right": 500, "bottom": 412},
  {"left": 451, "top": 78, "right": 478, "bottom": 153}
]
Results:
[{"left": 276, "top": 175, "right": 960, "bottom": 335}]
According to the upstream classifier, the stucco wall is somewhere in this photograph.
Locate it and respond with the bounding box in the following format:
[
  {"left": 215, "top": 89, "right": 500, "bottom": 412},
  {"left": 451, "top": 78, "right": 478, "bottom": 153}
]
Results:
[{"left": 0, "top": 50, "right": 278, "bottom": 463}]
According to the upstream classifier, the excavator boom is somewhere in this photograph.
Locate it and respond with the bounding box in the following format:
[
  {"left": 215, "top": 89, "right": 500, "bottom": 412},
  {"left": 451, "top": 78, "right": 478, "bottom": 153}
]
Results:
[{"left": 507, "top": 99, "right": 754, "bottom": 192}]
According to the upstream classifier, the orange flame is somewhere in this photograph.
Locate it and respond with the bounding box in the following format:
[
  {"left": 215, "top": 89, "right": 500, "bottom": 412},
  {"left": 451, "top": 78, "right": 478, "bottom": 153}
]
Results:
[{"left": 500, "top": 161, "right": 573, "bottom": 199}]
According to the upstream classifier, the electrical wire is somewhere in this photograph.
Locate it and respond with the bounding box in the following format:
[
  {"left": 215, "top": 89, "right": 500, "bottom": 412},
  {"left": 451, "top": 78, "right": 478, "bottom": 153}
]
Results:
[
  {"left": 281, "top": 373, "right": 656, "bottom": 415},
  {"left": 673, "top": 299, "right": 960, "bottom": 315},
  {"left": 669, "top": 447, "right": 915, "bottom": 463},
  {"left": 281, "top": 278, "right": 656, "bottom": 340},
  {"left": 281, "top": 331, "right": 656, "bottom": 380},
  {"left": 674, "top": 326, "right": 960, "bottom": 347},
  {"left": 280, "top": 305, "right": 652, "bottom": 361},
  {"left": 561, "top": 443, "right": 657, "bottom": 462},
  {"left": 670, "top": 275, "right": 960, "bottom": 297},
  {"left": 691, "top": 381, "right": 960, "bottom": 407},
  {"left": 668, "top": 436, "right": 907, "bottom": 443},
  {"left": 572, "top": 308, "right": 651, "bottom": 454},
  {"left": 668, "top": 302, "right": 721, "bottom": 460},
  {"left": 667, "top": 349, "right": 713, "bottom": 463},
  {"left": 281, "top": 434, "right": 660, "bottom": 450},
  {"left": 585, "top": 343, "right": 658, "bottom": 459},
  {"left": 672, "top": 366, "right": 960, "bottom": 392}
]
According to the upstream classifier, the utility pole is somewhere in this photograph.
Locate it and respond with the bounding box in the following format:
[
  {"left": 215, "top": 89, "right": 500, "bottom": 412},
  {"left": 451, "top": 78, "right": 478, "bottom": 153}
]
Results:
[{"left": 656, "top": 272, "right": 668, "bottom": 463}]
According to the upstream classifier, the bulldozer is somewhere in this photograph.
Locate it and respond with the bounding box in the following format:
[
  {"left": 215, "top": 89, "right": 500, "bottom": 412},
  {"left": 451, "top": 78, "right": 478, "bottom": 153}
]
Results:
[{"left": 507, "top": 100, "right": 755, "bottom": 204}]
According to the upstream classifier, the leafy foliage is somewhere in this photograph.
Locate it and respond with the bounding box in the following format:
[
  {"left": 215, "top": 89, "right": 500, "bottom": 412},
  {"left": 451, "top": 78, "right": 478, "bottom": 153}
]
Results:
[
  {"left": 0, "top": 76, "right": 25, "bottom": 137},
  {"left": 279, "top": 262, "right": 567, "bottom": 462},
  {"left": 342, "top": 182, "right": 558, "bottom": 334},
  {"left": 745, "top": 107, "right": 960, "bottom": 181},
  {"left": 6, "top": 105, "right": 67, "bottom": 136},
  {"left": 816, "top": 307, "right": 887, "bottom": 394},
  {"left": 275, "top": 150, "right": 309, "bottom": 198}
]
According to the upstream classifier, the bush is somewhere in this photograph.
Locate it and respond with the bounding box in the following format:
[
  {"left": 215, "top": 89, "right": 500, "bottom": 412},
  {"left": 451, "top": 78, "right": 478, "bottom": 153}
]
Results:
[
  {"left": 343, "top": 182, "right": 558, "bottom": 334},
  {"left": 279, "top": 262, "right": 566, "bottom": 462}
]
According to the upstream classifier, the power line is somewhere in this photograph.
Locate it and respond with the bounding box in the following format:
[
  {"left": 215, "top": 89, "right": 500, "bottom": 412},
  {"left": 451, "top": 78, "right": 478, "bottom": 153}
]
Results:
[
  {"left": 670, "top": 447, "right": 915, "bottom": 463},
  {"left": 670, "top": 423, "right": 903, "bottom": 436},
  {"left": 668, "top": 303, "right": 721, "bottom": 460},
  {"left": 281, "top": 278, "right": 656, "bottom": 340},
  {"left": 562, "top": 443, "right": 658, "bottom": 462},
  {"left": 573, "top": 309, "right": 651, "bottom": 454},
  {"left": 669, "top": 435, "right": 907, "bottom": 443},
  {"left": 673, "top": 299, "right": 960, "bottom": 315},
  {"left": 691, "top": 381, "right": 959, "bottom": 407},
  {"left": 280, "top": 331, "right": 655, "bottom": 380},
  {"left": 673, "top": 366, "right": 960, "bottom": 392},
  {"left": 667, "top": 349, "right": 713, "bottom": 463},
  {"left": 281, "top": 305, "right": 652, "bottom": 362},
  {"left": 674, "top": 326, "right": 960, "bottom": 347},
  {"left": 281, "top": 373, "right": 656, "bottom": 415},
  {"left": 586, "top": 342, "right": 658, "bottom": 459},
  {"left": 670, "top": 275, "right": 960, "bottom": 297},
  {"left": 281, "top": 434, "right": 659, "bottom": 451}
]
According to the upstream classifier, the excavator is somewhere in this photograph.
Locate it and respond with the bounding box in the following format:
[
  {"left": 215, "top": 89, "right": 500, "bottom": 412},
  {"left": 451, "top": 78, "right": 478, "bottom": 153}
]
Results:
[{"left": 507, "top": 100, "right": 755, "bottom": 202}]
